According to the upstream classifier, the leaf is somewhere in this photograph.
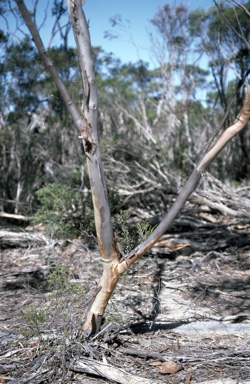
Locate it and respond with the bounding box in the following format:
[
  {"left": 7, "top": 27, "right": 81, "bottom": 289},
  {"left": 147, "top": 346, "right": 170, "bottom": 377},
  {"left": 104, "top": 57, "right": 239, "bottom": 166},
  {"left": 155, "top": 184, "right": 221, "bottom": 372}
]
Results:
[{"left": 157, "top": 360, "right": 182, "bottom": 374}]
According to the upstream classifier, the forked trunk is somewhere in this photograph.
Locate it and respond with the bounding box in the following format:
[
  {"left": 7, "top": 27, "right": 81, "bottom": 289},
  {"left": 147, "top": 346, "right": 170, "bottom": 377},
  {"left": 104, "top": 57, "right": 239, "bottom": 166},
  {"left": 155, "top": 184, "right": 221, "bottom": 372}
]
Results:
[{"left": 16, "top": 0, "right": 250, "bottom": 339}]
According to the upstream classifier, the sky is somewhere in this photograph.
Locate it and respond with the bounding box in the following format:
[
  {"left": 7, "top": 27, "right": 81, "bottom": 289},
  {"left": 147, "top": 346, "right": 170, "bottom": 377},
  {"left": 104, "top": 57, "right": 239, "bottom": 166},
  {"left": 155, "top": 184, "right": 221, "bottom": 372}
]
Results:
[
  {"left": 13, "top": 0, "right": 215, "bottom": 68},
  {"left": 80, "top": 0, "right": 215, "bottom": 66}
]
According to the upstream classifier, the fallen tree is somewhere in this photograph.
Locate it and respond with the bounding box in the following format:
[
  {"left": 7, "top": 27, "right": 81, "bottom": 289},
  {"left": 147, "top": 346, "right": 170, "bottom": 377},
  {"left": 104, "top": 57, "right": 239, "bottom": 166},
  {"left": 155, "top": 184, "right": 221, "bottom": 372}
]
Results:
[{"left": 15, "top": 0, "right": 250, "bottom": 338}]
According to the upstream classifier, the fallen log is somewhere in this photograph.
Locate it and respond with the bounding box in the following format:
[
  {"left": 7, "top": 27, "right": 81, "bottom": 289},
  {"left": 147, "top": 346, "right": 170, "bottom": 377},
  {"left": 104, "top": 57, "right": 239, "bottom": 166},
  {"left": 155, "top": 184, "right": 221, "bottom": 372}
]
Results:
[
  {"left": 70, "top": 357, "right": 162, "bottom": 384},
  {"left": 0, "top": 230, "right": 48, "bottom": 248},
  {"left": 0, "top": 212, "right": 33, "bottom": 221}
]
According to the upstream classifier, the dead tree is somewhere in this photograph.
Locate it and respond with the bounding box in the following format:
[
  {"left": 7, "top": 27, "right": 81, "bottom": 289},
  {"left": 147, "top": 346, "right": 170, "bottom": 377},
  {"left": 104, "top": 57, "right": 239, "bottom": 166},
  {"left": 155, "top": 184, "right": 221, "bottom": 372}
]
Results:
[{"left": 15, "top": 0, "right": 250, "bottom": 338}]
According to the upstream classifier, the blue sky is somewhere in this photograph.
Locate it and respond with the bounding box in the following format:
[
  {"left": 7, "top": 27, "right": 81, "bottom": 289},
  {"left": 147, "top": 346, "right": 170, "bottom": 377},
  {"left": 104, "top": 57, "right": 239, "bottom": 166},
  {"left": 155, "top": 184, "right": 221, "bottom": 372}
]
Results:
[
  {"left": 27, "top": 0, "right": 215, "bottom": 67},
  {"left": 80, "top": 0, "right": 215, "bottom": 65},
  {"left": 3, "top": 0, "right": 215, "bottom": 68}
]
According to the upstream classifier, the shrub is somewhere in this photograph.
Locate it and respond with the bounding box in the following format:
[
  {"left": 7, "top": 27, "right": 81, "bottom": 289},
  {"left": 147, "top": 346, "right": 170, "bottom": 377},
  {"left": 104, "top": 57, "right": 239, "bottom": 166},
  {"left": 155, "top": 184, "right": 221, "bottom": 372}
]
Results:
[
  {"left": 20, "top": 265, "right": 85, "bottom": 340},
  {"left": 33, "top": 183, "right": 94, "bottom": 238},
  {"left": 112, "top": 210, "right": 156, "bottom": 254}
]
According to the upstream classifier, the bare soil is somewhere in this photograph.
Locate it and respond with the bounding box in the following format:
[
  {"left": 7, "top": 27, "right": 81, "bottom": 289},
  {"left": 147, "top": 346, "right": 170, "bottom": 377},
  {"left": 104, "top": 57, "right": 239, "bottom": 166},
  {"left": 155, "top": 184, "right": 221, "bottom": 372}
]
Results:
[{"left": 1, "top": 215, "right": 250, "bottom": 384}]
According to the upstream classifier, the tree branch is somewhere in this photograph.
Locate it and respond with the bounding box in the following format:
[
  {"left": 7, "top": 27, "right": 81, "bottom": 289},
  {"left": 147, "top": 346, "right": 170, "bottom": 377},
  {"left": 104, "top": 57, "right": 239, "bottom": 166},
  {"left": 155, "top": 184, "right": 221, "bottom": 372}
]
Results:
[
  {"left": 214, "top": 0, "right": 250, "bottom": 50},
  {"left": 15, "top": 0, "right": 83, "bottom": 131},
  {"left": 118, "top": 86, "right": 250, "bottom": 272}
]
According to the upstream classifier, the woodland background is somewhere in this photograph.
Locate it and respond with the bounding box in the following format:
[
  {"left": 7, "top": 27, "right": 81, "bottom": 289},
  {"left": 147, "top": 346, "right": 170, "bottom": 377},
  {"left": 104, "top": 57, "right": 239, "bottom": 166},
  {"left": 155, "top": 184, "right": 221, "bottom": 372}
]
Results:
[{"left": 0, "top": 0, "right": 250, "bottom": 228}]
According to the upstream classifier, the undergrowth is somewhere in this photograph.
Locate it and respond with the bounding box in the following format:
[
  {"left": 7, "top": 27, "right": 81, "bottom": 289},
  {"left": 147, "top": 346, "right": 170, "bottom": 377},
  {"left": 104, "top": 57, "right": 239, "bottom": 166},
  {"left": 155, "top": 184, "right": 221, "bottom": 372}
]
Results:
[
  {"left": 20, "top": 265, "right": 85, "bottom": 343},
  {"left": 33, "top": 183, "right": 94, "bottom": 238},
  {"left": 112, "top": 210, "right": 156, "bottom": 254}
]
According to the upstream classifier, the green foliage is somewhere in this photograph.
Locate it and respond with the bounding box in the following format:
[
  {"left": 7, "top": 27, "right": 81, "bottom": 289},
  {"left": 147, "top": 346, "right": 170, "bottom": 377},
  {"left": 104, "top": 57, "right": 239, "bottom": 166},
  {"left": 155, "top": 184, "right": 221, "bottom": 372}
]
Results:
[
  {"left": 136, "top": 219, "right": 156, "bottom": 243},
  {"left": 34, "top": 183, "right": 94, "bottom": 238},
  {"left": 104, "top": 311, "right": 123, "bottom": 325},
  {"left": 18, "top": 265, "right": 86, "bottom": 382},
  {"left": 112, "top": 211, "right": 132, "bottom": 253},
  {"left": 46, "top": 265, "right": 85, "bottom": 334},
  {"left": 20, "top": 265, "right": 85, "bottom": 340},
  {"left": 20, "top": 306, "right": 48, "bottom": 337},
  {"left": 112, "top": 210, "right": 155, "bottom": 254},
  {"left": 47, "top": 264, "right": 70, "bottom": 290},
  {"left": 5, "top": 37, "right": 41, "bottom": 113},
  {"left": 108, "top": 187, "right": 125, "bottom": 214}
]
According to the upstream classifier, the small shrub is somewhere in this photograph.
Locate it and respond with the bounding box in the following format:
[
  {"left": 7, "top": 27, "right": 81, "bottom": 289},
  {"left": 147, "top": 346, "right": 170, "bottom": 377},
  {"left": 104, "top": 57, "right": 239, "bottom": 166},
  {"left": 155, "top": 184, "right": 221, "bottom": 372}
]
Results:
[
  {"left": 108, "top": 187, "right": 126, "bottom": 214},
  {"left": 46, "top": 265, "right": 85, "bottom": 337},
  {"left": 20, "top": 306, "right": 48, "bottom": 337},
  {"left": 104, "top": 310, "right": 123, "bottom": 325},
  {"left": 19, "top": 265, "right": 86, "bottom": 382},
  {"left": 33, "top": 183, "right": 94, "bottom": 238},
  {"left": 112, "top": 210, "right": 155, "bottom": 254},
  {"left": 20, "top": 265, "right": 85, "bottom": 340}
]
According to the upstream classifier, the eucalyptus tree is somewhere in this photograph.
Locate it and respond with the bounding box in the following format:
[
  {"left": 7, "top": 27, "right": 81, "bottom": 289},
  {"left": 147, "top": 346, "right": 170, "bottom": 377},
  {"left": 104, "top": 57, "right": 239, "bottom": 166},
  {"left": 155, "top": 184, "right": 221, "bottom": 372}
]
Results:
[
  {"left": 0, "top": 37, "right": 43, "bottom": 213},
  {"left": 15, "top": 0, "right": 250, "bottom": 338},
  {"left": 189, "top": 1, "right": 250, "bottom": 179},
  {"left": 0, "top": 19, "right": 83, "bottom": 213},
  {"left": 150, "top": 4, "right": 210, "bottom": 164}
]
